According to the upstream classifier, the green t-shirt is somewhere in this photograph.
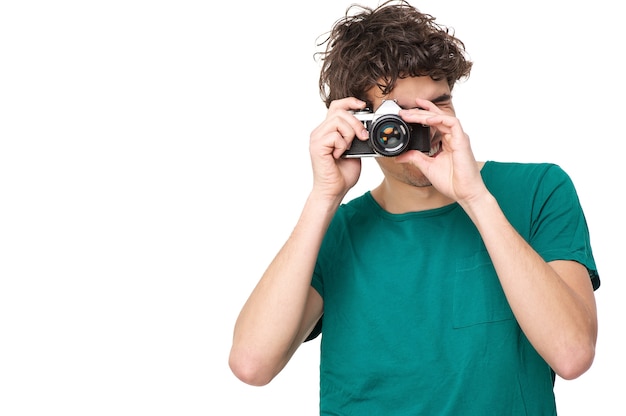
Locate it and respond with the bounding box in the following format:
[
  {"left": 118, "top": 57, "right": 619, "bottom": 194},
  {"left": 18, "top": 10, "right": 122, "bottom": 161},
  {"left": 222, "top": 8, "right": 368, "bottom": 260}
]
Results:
[{"left": 311, "top": 161, "right": 599, "bottom": 415}]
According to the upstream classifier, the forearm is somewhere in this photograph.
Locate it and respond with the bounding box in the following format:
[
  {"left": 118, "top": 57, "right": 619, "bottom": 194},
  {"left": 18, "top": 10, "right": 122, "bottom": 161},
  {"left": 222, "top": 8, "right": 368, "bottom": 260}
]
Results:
[
  {"left": 460, "top": 192, "right": 597, "bottom": 378},
  {"left": 230, "top": 192, "right": 339, "bottom": 384}
]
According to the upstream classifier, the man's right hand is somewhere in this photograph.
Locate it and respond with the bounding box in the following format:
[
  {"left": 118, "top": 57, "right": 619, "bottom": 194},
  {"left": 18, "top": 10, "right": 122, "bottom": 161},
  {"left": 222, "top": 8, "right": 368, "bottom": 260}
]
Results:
[{"left": 308, "top": 97, "right": 370, "bottom": 202}]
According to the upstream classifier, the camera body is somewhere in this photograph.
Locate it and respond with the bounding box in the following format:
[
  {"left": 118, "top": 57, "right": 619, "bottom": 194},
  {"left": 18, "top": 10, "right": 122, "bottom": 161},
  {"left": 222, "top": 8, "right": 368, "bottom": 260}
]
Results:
[{"left": 342, "top": 100, "right": 430, "bottom": 158}]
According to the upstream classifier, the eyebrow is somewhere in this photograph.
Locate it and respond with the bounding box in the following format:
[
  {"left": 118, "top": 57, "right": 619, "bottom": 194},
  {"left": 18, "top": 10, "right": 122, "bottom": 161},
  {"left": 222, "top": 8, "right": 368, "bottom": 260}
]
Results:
[
  {"left": 395, "top": 93, "right": 453, "bottom": 110},
  {"left": 431, "top": 93, "right": 452, "bottom": 104}
]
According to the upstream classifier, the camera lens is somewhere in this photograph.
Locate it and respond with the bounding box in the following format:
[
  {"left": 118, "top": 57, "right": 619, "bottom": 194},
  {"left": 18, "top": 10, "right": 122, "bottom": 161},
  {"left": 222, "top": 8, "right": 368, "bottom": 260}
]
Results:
[{"left": 370, "top": 115, "right": 410, "bottom": 156}]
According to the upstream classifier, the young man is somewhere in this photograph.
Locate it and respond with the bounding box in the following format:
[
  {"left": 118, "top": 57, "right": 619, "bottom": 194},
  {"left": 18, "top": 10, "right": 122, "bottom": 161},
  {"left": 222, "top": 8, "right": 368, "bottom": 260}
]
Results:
[{"left": 229, "top": 1, "right": 600, "bottom": 414}]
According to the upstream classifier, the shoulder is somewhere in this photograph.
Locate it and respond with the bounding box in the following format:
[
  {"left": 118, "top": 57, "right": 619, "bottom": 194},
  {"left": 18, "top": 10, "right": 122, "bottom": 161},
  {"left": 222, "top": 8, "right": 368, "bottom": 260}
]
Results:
[
  {"left": 335, "top": 192, "right": 377, "bottom": 220},
  {"left": 482, "top": 160, "right": 565, "bottom": 176},
  {"left": 481, "top": 161, "right": 571, "bottom": 189},
  {"left": 322, "top": 192, "right": 379, "bottom": 246}
]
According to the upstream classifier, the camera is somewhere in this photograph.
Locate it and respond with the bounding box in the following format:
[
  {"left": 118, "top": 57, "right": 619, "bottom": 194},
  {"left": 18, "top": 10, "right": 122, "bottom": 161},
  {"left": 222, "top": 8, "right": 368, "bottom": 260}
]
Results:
[{"left": 342, "top": 100, "right": 430, "bottom": 158}]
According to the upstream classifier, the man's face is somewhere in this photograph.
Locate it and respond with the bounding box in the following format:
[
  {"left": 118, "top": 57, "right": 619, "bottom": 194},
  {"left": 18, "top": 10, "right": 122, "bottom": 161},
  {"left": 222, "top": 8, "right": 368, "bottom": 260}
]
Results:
[{"left": 365, "top": 76, "right": 455, "bottom": 188}]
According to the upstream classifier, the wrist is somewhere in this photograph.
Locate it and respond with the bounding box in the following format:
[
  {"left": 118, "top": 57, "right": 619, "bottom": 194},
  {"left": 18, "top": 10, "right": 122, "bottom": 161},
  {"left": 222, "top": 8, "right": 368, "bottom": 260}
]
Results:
[{"left": 458, "top": 190, "right": 500, "bottom": 223}]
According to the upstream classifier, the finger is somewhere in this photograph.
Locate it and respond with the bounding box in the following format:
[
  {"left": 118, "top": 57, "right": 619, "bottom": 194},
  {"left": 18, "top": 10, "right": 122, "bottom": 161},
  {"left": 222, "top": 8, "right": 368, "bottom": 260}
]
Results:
[
  {"left": 426, "top": 114, "right": 463, "bottom": 134},
  {"left": 311, "top": 116, "right": 365, "bottom": 160},
  {"left": 326, "top": 112, "right": 367, "bottom": 141},
  {"left": 394, "top": 147, "right": 432, "bottom": 169},
  {"left": 412, "top": 97, "right": 442, "bottom": 113},
  {"left": 327, "top": 97, "right": 367, "bottom": 113},
  {"left": 312, "top": 98, "right": 370, "bottom": 159},
  {"left": 330, "top": 131, "right": 351, "bottom": 159},
  {"left": 326, "top": 111, "right": 370, "bottom": 144},
  {"left": 330, "top": 99, "right": 370, "bottom": 140}
]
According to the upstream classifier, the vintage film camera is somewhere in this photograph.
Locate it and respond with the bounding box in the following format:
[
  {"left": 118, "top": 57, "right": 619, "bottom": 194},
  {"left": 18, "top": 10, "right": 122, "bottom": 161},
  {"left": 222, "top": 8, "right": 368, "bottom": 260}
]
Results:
[{"left": 342, "top": 99, "right": 430, "bottom": 158}]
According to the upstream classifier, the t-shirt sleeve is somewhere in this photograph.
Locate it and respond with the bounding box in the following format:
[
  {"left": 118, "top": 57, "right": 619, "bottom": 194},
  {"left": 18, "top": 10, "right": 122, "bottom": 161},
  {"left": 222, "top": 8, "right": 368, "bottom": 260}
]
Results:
[{"left": 529, "top": 164, "right": 600, "bottom": 290}]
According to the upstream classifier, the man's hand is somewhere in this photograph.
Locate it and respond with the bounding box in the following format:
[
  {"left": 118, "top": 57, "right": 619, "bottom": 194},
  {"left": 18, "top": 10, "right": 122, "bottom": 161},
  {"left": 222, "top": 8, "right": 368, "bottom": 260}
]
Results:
[
  {"left": 395, "top": 97, "right": 488, "bottom": 205},
  {"left": 308, "top": 97, "right": 370, "bottom": 202}
]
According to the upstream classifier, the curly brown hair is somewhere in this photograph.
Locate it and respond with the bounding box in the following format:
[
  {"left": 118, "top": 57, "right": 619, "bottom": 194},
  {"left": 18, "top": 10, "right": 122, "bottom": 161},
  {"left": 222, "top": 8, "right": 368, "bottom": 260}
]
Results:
[{"left": 316, "top": 0, "right": 473, "bottom": 108}]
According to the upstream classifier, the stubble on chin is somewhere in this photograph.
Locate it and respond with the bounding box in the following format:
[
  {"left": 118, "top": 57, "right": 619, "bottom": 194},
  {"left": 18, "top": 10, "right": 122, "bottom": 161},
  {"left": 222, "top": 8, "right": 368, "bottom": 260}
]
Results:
[
  {"left": 402, "top": 163, "right": 432, "bottom": 188},
  {"left": 376, "top": 157, "right": 433, "bottom": 187}
]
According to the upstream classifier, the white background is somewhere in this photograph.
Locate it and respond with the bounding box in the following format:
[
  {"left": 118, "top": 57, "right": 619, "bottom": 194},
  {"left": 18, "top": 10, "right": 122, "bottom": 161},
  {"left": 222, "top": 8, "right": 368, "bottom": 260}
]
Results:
[{"left": 1, "top": 1, "right": 623, "bottom": 414}]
